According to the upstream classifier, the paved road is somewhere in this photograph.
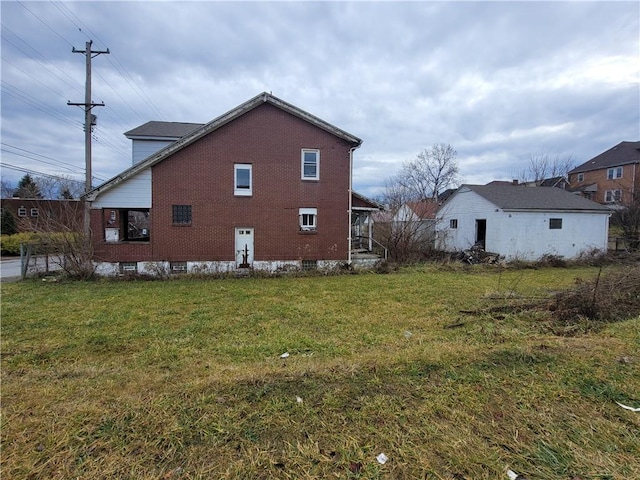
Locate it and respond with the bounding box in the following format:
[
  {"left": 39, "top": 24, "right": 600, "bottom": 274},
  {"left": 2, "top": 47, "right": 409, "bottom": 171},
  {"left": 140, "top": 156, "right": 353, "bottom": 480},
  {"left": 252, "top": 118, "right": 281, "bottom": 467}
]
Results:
[{"left": 1, "top": 256, "right": 62, "bottom": 283}]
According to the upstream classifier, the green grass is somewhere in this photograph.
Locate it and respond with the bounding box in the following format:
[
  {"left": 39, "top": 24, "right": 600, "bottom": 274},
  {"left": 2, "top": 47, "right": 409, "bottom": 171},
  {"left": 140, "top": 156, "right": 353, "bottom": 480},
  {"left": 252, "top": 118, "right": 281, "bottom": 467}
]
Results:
[{"left": 2, "top": 265, "right": 639, "bottom": 479}]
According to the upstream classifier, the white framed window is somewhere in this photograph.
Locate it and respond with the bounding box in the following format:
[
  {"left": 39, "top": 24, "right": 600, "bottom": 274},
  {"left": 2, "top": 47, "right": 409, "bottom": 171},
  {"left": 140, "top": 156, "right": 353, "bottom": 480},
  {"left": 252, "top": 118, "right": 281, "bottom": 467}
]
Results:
[
  {"left": 110, "top": 210, "right": 116, "bottom": 221},
  {"left": 605, "top": 189, "right": 622, "bottom": 203},
  {"left": 577, "top": 173, "right": 584, "bottom": 182},
  {"left": 30, "top": 208, "right": 39, "bottom": 217},
  {"left": 234, "top": 164, "right": 252, "bottom": 196},
  {"left": 607, "top": 167, "right": 623, "bottom": 180},
  {"left": 17, "top": 206, "right": 27, "bottom": 217},
  {"left": 301, "top": 149, "right": 319, "bottom": 180},
  {"left": 299, "top": 208, "right": 317, "bottom": 231}
]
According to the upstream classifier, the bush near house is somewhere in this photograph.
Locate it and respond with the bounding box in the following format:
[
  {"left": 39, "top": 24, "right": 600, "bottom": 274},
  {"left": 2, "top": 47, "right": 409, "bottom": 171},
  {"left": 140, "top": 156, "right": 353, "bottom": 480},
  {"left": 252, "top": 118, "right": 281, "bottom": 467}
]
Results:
[{"left": 0, "top": 232, "right": 79, "bottom": 256}]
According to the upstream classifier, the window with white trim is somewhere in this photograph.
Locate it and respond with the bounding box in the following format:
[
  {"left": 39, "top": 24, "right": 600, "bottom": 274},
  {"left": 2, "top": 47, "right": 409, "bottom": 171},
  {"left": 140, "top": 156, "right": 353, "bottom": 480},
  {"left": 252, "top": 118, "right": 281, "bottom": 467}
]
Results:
[
  {"left": 607, "top": 167, "right": 623, "bottom": 180},
  {"left": 577, "top": 173, "right": 584, "bottom": 182},
  {"left": 301, "top": 149, "right": 319, "bottom": 180},
  {"left": 30, "top": 208, "right": 39, "bottom": 217},
  {"left": 17, "top": 206, "right": 27, "bottom": 217},
  {"left": 234, "top": 164, "right": 252, "bottom": 196},
  {"left": 605, "top": 189, "right": 622, "bottom": 203},
  {"left": 299, "top": 208, "right": 317, "bottom": 231}
]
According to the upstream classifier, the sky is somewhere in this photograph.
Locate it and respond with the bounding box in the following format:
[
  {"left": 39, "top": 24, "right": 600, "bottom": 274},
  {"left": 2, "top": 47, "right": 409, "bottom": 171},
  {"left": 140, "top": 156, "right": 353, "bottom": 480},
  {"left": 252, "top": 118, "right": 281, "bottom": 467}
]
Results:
[{"left": 1, "top": 0, "right": 639, "bottom": 199}]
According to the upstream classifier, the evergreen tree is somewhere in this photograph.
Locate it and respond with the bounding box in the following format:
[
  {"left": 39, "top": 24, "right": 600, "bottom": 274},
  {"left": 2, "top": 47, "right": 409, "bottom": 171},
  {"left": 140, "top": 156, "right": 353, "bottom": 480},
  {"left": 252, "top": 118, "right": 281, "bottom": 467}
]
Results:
[
  {"left": 1, "top": 209, "right": 18, "bottom": 235},
  {"left": 13, "top": 174, "right": 43, "bottom": 198}
]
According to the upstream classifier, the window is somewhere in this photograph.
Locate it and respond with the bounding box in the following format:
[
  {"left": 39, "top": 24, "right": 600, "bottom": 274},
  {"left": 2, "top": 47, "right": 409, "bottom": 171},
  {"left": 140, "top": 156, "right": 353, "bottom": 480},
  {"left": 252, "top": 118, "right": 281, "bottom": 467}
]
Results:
[
  {"left": 549, "top": 218, "right": 563, "bottom": 229},
  {"left": 234, "top": 164, "right": 252, "bottom": 196},
  {"left": 302, "top": 260, "right": 318, "bottom": 271},
  {"left": 605, "top": 189, "right": 622, "bottom": 203},
  {"left": 577, "top": 173, "right": 584, "bottom": 182},
  {"left": 119, "top": 262, "right": 137, "bottom": 274},
  {"left": 172, "top": 205, "right": 192, "bottom": 224},
  {"left": 30, "top": 208, "right": 39, "bottom": 217},
  {"left": 607, "top": 167, "right": 623, "bottom": 180},
  {"left": 17, "top": 206, "right": 27, "bottom": 217},
  {"left": 170, "top": 262, "right": 187, "bottom": 274},
  {"left": 110, "top": 210, "right": 116, "bottom": 221},
  {"left": 449, "top": 219, "right": 458, "bottom": 229},
  {"left": 299, "top": 208, "right": 317, "bottom": 231},
  {"left": 302, "top": 149, "right": 319, "bottom": 180}
]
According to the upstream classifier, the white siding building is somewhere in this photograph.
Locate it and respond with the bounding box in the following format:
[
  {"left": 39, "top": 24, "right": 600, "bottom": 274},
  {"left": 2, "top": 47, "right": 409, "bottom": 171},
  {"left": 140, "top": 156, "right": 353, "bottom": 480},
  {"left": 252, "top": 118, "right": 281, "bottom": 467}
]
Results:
[{"left": 436, "top": 184, "right": 611, "bottom": 261}]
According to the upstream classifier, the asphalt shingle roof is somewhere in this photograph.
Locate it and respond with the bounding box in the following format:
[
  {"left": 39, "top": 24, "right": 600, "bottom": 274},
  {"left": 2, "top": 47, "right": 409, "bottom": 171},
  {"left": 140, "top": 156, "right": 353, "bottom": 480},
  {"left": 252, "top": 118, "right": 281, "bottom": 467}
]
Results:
[
  {"left": 124, "top": 121, "right": 205, "bottom": 139},
  {"left": 461, "top": 184, "right": 610, "bottom": 212},
  {"left": 569, "top": 141, "right": 640, "bottom": 174}
]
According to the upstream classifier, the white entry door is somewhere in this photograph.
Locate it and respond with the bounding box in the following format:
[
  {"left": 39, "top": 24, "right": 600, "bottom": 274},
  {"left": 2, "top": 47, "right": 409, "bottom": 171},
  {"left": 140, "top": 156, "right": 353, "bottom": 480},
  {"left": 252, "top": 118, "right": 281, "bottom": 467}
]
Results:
[{"left": 235, "top": 228, "right": 254, "bottom": 268}]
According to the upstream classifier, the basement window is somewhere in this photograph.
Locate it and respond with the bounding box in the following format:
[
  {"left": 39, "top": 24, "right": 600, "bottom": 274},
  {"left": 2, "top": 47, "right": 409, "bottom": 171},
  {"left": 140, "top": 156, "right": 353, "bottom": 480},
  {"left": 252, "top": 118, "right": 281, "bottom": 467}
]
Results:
[
  {"left": 302, "top": 260, "right": 318, "bottom": 271},
  {"left": 549, "top": 218, "right": 563, "bottom": 230},
  {"left": 119, "top": 262, "right": 137, "bottom": 274},
  {"left": 170, "top": 262, "right": 187, "bottom": 274}
]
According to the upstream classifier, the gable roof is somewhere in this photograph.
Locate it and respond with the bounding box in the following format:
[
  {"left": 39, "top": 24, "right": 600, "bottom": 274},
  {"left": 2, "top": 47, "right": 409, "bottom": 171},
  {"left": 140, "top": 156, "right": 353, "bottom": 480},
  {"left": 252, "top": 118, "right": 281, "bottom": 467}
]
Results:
[
  {"left": 450, "top": 184, "right": 610, "bottom": 212},
  {"left": 404, "top": 200, "right": 439, "bottom": 219},
  {"left": 352, "top": 191, "right": 383, "bottom": 211},
  {"left": 569, "top": 141, "right": 640, "bottom": 174},
  {"left": 124, "top": 121, "right": 204, "bottom": 139},
  {"left": 85, "top": 92, "right": 362, "bottom": 201}
]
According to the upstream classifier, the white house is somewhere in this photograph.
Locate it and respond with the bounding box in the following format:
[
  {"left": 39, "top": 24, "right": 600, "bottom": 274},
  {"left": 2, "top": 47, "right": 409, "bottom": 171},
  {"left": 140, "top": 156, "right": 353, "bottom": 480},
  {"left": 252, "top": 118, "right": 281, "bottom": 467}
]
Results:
[{"left": 436, "top": 184, "right": 611, "bottom": 260}]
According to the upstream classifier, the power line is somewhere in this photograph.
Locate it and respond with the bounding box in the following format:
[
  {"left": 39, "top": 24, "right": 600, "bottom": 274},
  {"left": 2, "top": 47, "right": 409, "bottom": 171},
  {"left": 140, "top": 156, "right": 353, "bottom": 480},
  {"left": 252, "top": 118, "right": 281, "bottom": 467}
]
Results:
[
  {"left": 52, "top": 0, "right": 166, "bottom": 120},
  {"left": 17, "top": 1, "right": 74, "bottom": 48},
  {"left": 1, "top": 143, "right": 88, "bottom": 174},
  {"left": 1, "top": 23, "right": 84, "bottom": 95}
]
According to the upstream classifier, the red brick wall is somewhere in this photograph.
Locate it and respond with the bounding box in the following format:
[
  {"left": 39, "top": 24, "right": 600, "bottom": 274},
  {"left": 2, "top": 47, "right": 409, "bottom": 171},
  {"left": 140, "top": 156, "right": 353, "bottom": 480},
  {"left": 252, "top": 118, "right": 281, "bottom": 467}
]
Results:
[{"left": 146, "top": 102, "right": 354, "bottom": 262}]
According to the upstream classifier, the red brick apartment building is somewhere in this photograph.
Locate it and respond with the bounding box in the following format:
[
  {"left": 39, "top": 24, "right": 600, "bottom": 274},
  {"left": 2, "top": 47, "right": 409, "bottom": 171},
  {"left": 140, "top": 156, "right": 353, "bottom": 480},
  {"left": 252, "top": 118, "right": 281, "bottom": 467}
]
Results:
[{"left": 85, "top": 92, "right": 375, "bottom": 275}]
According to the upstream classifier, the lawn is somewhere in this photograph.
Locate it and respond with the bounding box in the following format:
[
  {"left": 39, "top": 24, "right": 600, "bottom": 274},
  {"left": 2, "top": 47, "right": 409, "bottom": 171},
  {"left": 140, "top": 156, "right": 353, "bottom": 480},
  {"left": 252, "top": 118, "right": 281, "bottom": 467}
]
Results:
[{"left": 1, "top": 265, "right": 639, "bottom": 479}]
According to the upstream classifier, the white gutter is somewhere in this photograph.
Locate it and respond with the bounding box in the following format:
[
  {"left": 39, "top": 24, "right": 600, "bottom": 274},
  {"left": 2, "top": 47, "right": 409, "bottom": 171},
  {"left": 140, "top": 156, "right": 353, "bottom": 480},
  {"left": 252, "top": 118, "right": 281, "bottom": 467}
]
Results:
[{"left": 347, "top": 145, "right": 360, "bottom": 265}]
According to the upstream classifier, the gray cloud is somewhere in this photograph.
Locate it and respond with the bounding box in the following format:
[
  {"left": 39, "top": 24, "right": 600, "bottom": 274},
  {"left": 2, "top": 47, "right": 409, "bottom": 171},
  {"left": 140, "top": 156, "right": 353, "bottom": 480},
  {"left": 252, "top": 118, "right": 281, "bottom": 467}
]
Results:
[{"left": 1, "top": 1, "right": 638, "bottom": 199}]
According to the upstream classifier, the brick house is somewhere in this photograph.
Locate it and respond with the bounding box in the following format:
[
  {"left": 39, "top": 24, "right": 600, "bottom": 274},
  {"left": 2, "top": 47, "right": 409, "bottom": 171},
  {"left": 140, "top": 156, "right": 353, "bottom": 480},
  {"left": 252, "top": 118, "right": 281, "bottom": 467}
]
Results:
[
  {"left": 0, "top": 198, "right": 84, "bottom": 233},
  {"left": 568, "top": 141, "right": 640, "bottom": 205},
  {"left": 85, "top": 92, "right": 370, "bottom": 275}
]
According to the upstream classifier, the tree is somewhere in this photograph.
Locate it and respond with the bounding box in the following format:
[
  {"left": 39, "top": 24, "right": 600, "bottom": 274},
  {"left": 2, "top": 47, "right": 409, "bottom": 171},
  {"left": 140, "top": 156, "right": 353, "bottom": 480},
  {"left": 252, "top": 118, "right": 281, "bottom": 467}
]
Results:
[
  {"left": 1, "top": 179, "right": 14, "bottom": 198},
  {"left": 60, "top": 187, "right": 74, "bottom": 200},
  {"left": 517, "top": 153, "right": 575, "bottom": 185},
  {"left": 13, "top": 174, "right": 43, "bottom": 198},
  {"left": 1, "top": 209, "right": 18, "bottom": 235},
  {"left": 611, "top": 192, "right": 640, "bottom": 251},
  {"left": 397, "top": 144, "right": 459, "bottom": 202}
]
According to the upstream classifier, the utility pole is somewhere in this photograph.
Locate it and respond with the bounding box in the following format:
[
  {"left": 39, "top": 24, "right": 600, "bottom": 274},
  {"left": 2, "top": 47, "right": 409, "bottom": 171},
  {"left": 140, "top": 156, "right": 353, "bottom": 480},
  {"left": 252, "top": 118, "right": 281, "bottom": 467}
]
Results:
[{"left": 68, "top": 40, "right": 109, "bottom": 235}]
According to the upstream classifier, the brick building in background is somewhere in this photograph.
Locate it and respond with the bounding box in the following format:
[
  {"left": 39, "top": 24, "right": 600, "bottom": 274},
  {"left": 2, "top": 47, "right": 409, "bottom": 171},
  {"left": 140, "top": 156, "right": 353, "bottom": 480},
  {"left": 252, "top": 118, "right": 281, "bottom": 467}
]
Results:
[
  {"left": 568, "top": 141, "right": 640, "bottom": 206},
  {"left": 84, "top": 92, "right": 373, "bottom": 275}
]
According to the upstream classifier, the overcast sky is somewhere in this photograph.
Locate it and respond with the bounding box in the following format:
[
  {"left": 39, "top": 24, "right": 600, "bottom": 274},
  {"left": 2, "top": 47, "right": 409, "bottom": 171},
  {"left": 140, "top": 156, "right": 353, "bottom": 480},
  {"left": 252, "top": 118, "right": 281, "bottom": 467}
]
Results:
[{"left": 1, "top": 1, "right": 638, "bottom": 199}]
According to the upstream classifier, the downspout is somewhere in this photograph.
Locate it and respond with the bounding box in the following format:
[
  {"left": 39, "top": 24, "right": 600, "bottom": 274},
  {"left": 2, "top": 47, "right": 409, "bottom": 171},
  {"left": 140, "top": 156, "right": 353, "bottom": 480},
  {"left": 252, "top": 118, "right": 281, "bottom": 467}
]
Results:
[{"left": 347, "top": 145, "right": 360, "bottom": 265}]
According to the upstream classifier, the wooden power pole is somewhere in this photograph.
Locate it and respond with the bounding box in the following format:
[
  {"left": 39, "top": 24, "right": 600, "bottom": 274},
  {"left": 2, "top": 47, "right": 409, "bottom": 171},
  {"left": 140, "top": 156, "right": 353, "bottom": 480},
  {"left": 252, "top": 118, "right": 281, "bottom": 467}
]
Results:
[{"left": 68, "top": 40, "right": 109, "bottom": 235}]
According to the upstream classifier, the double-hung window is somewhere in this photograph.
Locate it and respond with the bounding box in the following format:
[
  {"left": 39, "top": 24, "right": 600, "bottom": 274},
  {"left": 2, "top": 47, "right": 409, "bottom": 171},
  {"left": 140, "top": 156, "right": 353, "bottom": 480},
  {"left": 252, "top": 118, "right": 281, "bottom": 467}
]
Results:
[
  {"left": 302, "top": 149, "right": 319, "bottom": 180},
  {"left": 605, "top": 189, "right": 622, "bottom": 203},
  {"left": 607, "top": 167, "right": 623, "bottom": 180},
  {"left": 577, "top": 173, "right": 584, "bottom": 182},
  {"left": 17, "top": 206, "right": 26, "bottom": 217},
  {"left": 234, "top": 164, "right": 252, "bottom": 196},
  {"left": 299, "top": 208, "right": 317, "bottom": 231}
]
